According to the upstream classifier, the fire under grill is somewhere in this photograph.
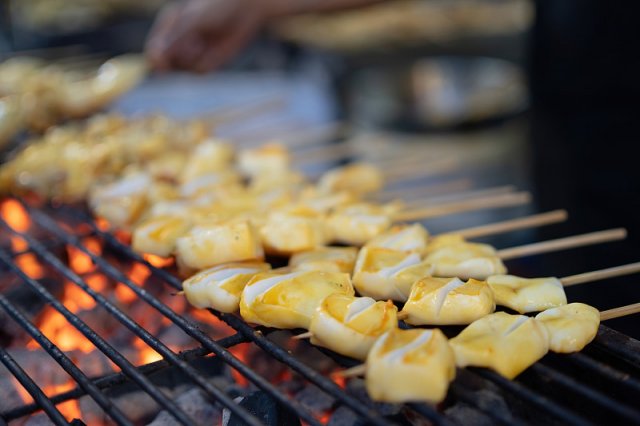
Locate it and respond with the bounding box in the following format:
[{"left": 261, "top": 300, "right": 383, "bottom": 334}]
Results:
[{"left": 0, "top": 198, "right": 639, "bottom": 426}]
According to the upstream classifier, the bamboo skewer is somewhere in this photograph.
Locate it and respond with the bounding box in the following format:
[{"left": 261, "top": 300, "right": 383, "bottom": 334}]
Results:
[
  {"left": 560, "top": 262, "right": 640, "bottom": 287},
  {"left": 394, "top": 192, "right": 531, "bottom": 222},
  {"left": 335, "top": 364, "right": 367, "bottom": 378},
  {"left": 293, "top": 331, "right": 313, "bottom": 340},
  {"left": 199, "top": 96, "right": 288, "bottom": 126},
  {"left": 334, "top": 302, "right": 640, "bottom": 379},
  {"left": 384, "top": 158, "right": 460, "bottom": 183},
  {"left": 450, "top": 210, "right": 569, "bottom": 239},
  {"left": 497, "top": 229, "right": 627, "bottom": 260},
  {"left": 373, "top": 179, "right": 473, "bottom": 201},
  {"left": 406, "top": 185, "right": 517, "bottom": 208},
  {"left": 600, "top": 303, "right": 640, "bottom": 321}
]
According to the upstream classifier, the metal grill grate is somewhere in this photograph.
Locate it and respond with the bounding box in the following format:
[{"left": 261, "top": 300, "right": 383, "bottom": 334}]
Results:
[{"left": 0, "top": 199, "right": 639, "bottom": 426}]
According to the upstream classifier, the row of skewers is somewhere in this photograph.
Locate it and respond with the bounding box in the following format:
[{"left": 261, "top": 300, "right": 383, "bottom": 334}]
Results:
[
  {"left": 2, "top": 113, "right": 638, "bottom": 408},
  {"left": 0, "top": 55, "right": 146, "bottom": 148}
]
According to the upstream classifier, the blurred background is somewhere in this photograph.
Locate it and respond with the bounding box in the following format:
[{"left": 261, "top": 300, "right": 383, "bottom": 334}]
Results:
[{"left": 1, "top": 0, "right": 639, "bottom": 336}]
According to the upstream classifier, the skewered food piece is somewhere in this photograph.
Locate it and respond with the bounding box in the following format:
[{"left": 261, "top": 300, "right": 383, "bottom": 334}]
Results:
[
  {"left": 58, "top": 54, "right": 147, "bottom": 118},
  {"left": 0, "top": 95, "right": 23, "bottom": 148},
  {"left": 182, "top": 262, "right": 271, "bottom": 313},
  {"left": 317, "top": 162, "right": 384, "bottom": 195},
  {"left": 89, "top": 171, "right": 151, "bottom": 228},
  {"left": 175, "top": 220, "right": 264, "bottom": 271},
  {"left": 289, "top": 246, "right": 358, "bottom": 273},
  {"left": 326, "top": 202, "right": 402, "bottom": 246},
  {"left": 240, "top": 270, "right": 354, "bottom": 329},
  {"left": 297, "top": 188, "right": 355, "bottom": 214},
  {"left": 352, "top": 246, "right": 433, "bottom": 301},
  {"left": 259, "top": 206, "right": 328, "bottom": 256},
  {"left": 0, "top": 114, "right": 210, "bottom": 200},
  {"left": 401, "top": 276, "right": 495, "bottom": 325},
  {"left": 424, "top": 236, "right": 507, "bottom": 280},
  {"left": 365, "top": 223, "right": 430, "bottom": 254},
  {"left": 0, "top": 54, "right": 145, "bottom": 136},
  {"left": 487, "top": 275, "right": 567, "bottom": 314},
  {"left": 131, "top": 215, "right": 192, "bottom": 258},
  {"left": 535, "top": 303, "right": 600, "bottom": 353},
  {"left": 238, "top": 143, "right": 290, "bottom": 178},
  {"left": 365, "top": 328, "right": 456, "bottom": 404},
  {"left": 309, "top": 294, "right": 398, "bottom": 360},
  {"left": 450, "top": 312, "right": 549, "bottom": 379}
]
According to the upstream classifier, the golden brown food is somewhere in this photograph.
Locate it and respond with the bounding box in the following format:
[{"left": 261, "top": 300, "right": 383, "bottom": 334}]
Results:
[
  {"left": 309, "top": 294, "right": 397, "bottom": 360},
  {"left": 401, "top": 276, "right": 495, "bottom": 325},
  {"left": 487, "top": 275, "right": 567, "bottom": 314},
  {"left": 535, "top": 303, "right": 600, "bottom": 353},
  {"left": 352, "top": 246, "right": 433, "bottom": 301},
  {"left": 365, "top": 328, "right": 455, "bottom": 404},
  {"left": 450, "top": 312, "right": 549, "bottom": 379},
  {"left": 182, "top": 262, "right": 271, "bottom": 313},
  {"left": 239, "top": 270, "right": 354, "bottom": 329}
]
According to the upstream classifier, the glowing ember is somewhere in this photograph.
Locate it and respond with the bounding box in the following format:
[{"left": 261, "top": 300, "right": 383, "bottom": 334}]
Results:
[
  {"left": 86, "top": 274, "right": 107, "bottom": 292},
  {"left": 63, "top": 281, "right": 97, "bottom": 313},
  {"left": 144, "top": 253, "right": 174, "bottom": 268},
  {"left": 14, "top": 253, "right": 44, "bottom": 279},
  {"left": 115, "top": 283, "right": 137, "bottom": 304},
  {"left": 129, "top": 263, "right": 151, "bottom": 286},
  {"left": 67, "top": 237, "right": 102, "bottom": 275},
  {"left": 27, "top": 309, "right": 94, "bottom": 353},
  {"left": 1, "top": 199, "right": 30, "bottom": 232},
  {"left": 134, "top": 337, "right": 163, "bottom": 364},
  {"left": 229, "top": 343, "right": 250, "bottom": 387}
]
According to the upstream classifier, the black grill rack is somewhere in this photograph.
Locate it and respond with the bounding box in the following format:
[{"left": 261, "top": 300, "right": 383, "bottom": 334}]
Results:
[{"left": 0, "top": 199, "right": 639, "bottom": 426}]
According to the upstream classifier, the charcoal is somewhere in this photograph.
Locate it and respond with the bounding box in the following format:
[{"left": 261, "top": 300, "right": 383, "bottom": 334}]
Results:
[
  {"left": 0, "top": 278, "right": 64, "bottom": 346},
  {"left": 23, "top": 413, "right": 54, "bottom": 426},
  {"left": 294, "top": 384, "right": 335, "bottom": 415},
  {"left": 223, "top": 391, "right": 301, "bottom": 426},
  {"left": 148, "top": 388, "right": 221, "bottom": 426},
  {"left": 328, "top": 406, "right": 365, "bottom": 426},
  {"left": 470, "top": 388, "right": 512, "bottom": 421},
  {"left": 0, "top": 375, "right": 27, "bottom": 411},
  {"left": 345, "top": 378, "right": 401, "bottom": 416},
  {"left": 444, "top": 404, "right": 493, "bottom": 426}
]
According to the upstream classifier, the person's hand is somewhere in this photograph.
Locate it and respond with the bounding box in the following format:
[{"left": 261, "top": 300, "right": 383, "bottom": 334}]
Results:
[{"left": 145, "top": 0, "right": 268, "bottom": 73}]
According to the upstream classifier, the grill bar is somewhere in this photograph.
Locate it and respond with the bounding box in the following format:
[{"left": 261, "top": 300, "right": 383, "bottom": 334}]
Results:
[
  {"left": 214, "top": 311, "right": 438, "bottom": 426},
  {"left": 57, "top": 208, "right": 390, "bottom": 426},
  {"left": 471, "top": 368, "right": 592, "bottom": 426},
  {"left": 2, "top": 200, "right": 639, "bottom": 425},
  {"left": 1, "top": 216, "right": 264, "bottom": 426},
  {"left": 0, "top": 247, "right": 196, "bottom": 426},
  {"left": 2, "top": 334, "right": 247, "bottom": 420},
  {"left": 563, "top": 352, "right": 640, "bottom": 394},
  {"left": 27, "top": 205, "right": 325, "bottom": 426},
  {"left": 0, "top": 346, "right": 68, "bottom": 426},
  {"left": 530, "top": 363, "right": 640, "bottom": 422},
  {"left": 0, "top": 293, "right": 133, "bottom": 426}
]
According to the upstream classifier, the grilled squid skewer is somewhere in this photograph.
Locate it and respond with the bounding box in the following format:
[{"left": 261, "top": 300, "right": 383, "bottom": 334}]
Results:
[
  {"left": 309, "top": 294, "right": 398, "bottom": 360},
  {"left": 449, "top": 312, "right": 549, "bottom": 379},
  {"left": 182, "top": 262, "right": 271, "bottom": 313},
  {"left": 239, "top": 270, "right": 354, "bottom": 329},
  {"left": 365, "top": 328, "right": 456, "bottom": 404},
  {"left": 535, "top": 303, "right": 600, "bottom": 353},
  {"left": 289, "top": 246, "right": 358, "bottom": 273},
  {"left": 400, "top": 277, "right": 495, "bottom": 326},
  {"left": 487, "top": 275, "right": 567, "bottom": 314},
  {"left": 352, "top": 246, "right": 434, "bottom": 302}
]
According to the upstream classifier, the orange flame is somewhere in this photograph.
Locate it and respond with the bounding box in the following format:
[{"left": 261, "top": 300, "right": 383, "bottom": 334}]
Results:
[
  {"left": 27, "top": 309, "right": 94, "bottom": 353},
  {"left": 133, "top": 337, "right": 163, "bottom": 364},
  {"left": 144, "top": 253, "right": 174, "bottom": 268},
  {"left": 1, "top": 199, "right": 30, "bottom": 232},
  {"left": 15, "top": 253, "right": 44, "bottom": 279},
  {"left": 229, "top": 343, "right": 250, "bottom": 387}
]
